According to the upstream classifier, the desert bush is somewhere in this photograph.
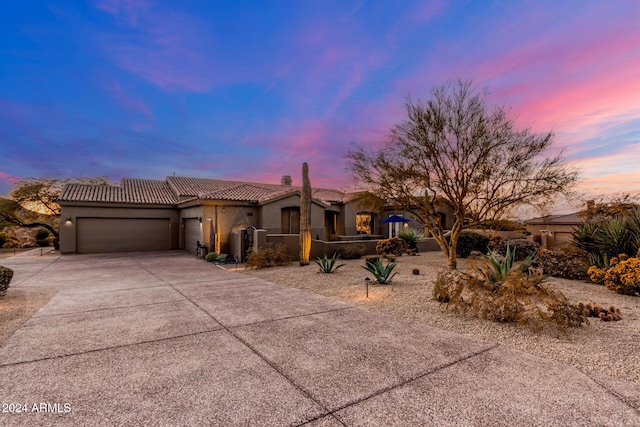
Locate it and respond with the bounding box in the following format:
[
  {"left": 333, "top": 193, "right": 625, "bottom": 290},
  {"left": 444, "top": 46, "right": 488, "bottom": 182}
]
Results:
[
  {"left": 495, "top": 238, "right": 540, "bottom": 261},
  {"left": 433, "top": 269, "right": 585, "bottom": 333},
  {"left": 314, "top": 254, "right": 345, "bottom": 274},
  {"left": 362, "top": 259, "right": 398, "bottom": 284},
  {"left": 34, "top": 228, "right": 50, "bottom": 240},
  {"left": 246, "top": 244, "right": 291, "bottom": 269},
  {"left": 588, "top": 249, "right": 640, "bottom": 296},
  {"left": 205, "top": 252, "right": 229, "bottom": 263},
  {"left": 455, "top": 231, "right": 490, "bottom": 258},
  {"left": 572, "top": 209, "right": 640, "bottom": 268},
  {"left": 577, "top": 301, "right": 622, "bottom": 321},
  {"left": 397, "top": 229, "right": 425, "bottom": 252},
  {"left": 334, "top": 244, "right": 366, "bottom": 259},
  {"left": 376, "top": 237, "right": 404, "bottom": 256},
  {"left": 33, "top": 228, "right": 50, "bottom": 247},
  {"left": 533, "top": 248, "right": 589, "bottom": 280},
  {"left": 0, "top": 265, "right": 14, "bottom": 296}
]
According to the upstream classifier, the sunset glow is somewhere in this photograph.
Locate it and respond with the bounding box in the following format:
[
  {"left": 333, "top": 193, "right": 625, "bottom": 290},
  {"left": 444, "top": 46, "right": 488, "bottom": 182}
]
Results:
[{"left": 1, "top": 1, "right": 639, "bottom": 213}]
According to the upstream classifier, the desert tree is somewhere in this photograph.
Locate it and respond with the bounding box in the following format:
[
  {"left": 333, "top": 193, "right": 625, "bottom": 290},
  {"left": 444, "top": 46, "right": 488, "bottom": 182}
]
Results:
[
  {"left": 346, "top": 79, "right": 578, "bottom": 270},
  {"left": 299, "top": 163, "right": 312, "bottom": 265},
  {"left": 1, "top": 176, "right": 110, "bottom": 240}
]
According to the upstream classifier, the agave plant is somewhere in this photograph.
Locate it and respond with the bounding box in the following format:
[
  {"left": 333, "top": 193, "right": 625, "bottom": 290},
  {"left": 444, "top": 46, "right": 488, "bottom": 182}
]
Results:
[
  {"left": 362, "top": 259, "right": 398, "bottom": 284},
  {"left": 481, "top": 245, "right": 535, "bottom": 287},
  {"left": 314, "top": 254, "right": 346, "bottom": 274}
]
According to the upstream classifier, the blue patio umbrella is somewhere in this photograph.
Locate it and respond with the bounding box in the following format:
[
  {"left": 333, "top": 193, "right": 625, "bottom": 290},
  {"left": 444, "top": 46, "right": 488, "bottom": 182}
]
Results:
[{"left": 380, "top": 215, "right": 410, "bottom": 224}]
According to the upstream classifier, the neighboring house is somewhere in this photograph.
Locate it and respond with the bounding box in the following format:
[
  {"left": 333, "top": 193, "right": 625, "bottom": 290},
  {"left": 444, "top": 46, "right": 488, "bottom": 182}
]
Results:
[
  {"left": 58, "top": 175, "right": 453, "bottom": 257},
  {"left": 525, "top": 213, "right": 582, "bottom": 249}
]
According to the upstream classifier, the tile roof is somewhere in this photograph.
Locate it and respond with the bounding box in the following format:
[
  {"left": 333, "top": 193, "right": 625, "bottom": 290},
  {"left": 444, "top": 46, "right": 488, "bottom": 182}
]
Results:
[
  {"left": 525, "top": 213, "right": 582, "bottom": 224},
  {"left": 59, "top": 176, "right": 348, "bottom": 205},
  {"left": 59, "top": 179, "right": 178, "bottom": 205}
]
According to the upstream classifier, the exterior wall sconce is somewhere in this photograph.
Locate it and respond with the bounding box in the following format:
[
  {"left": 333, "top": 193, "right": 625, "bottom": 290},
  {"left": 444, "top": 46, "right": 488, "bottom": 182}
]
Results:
[
  {"left": 206, "top": 218, "right": 212, "bottom": 222},
  {"left": 198, "top": 217, "right": 202, "bottom": 223},
  {"left": 221, "top": 208, "right": 226, "bottom": 214},
  {"left": 65, "top": 217, "right": 72, "bottom": 225}
]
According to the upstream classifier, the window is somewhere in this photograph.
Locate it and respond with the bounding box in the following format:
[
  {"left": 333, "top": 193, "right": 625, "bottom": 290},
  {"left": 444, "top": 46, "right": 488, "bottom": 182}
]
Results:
[
  {"left": 356, "top": 213, "right": 375, "bottom": 235},
  {"left": 281, "top": 207, "right": 300, "bottom": 234}
]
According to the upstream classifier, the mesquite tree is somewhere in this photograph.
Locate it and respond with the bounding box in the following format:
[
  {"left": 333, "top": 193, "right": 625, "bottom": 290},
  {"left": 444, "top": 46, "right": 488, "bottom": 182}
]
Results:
[
  {"left": 299, "top": 162, "right": 312, "bottom": 266},
  {"left": 346, "top": 79, "right": 578, "bottom": 270}
]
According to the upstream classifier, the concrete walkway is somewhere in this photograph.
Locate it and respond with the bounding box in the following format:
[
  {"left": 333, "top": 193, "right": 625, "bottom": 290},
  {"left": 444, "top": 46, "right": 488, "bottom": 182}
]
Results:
[{"left": 0, "top": 251, "right": 638, "bottom": 426}]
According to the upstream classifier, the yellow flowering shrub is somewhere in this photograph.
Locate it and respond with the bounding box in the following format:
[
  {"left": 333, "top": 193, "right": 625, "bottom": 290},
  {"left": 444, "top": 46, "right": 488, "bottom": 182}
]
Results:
[
  {"left": 593, "top": 248, "right": 640, "bottom": 296},
  {"left": 587, "top": 265, "right": 607, "bottom": 284}
]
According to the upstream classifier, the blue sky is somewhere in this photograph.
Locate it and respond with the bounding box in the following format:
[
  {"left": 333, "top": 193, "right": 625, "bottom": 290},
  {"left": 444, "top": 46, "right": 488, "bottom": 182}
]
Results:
[{"left": 1, "top": 0, "right": 639, "bottom": 209}]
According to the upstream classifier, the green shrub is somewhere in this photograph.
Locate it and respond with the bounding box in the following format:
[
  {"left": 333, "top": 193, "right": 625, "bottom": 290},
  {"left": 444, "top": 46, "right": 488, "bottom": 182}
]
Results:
[
  {"left": 205, "top": 252, "right": 229, "bottom": 263},
  {"left": 496, "top": 238, "right": 540, "bottom": 261},
  {"left": 572, "top": 209, "right": 640, "bottom": 268},
  {"left": 362, "top": 259, "right": 398, "bottom": 284},
  {"left": 334, "top": 244, "right": 366, "bottom": 259},
  {"left": 375, "top": 237, "right": 404, "bottom": 256},
  {"left": 397, "top": 229, "right": 425, "bottom": 246},
  {"left": 246, "top": 244, "right": 291, "bottom": 269},
  {"left": 34, "top": 228, "right": 50, "bottom": 240},
  {"left": 314, "top": 254, "right": 345, "bottom": 274},
  {"left": 0, "top": 265, "right": 14, "bottom": 296},
  {"left": 455, "top": 231, "right": 490, "bottom": 258}
]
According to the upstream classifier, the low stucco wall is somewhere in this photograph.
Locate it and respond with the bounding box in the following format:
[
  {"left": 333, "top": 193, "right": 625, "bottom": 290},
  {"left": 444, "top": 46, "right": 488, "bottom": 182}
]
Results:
[{"left": 263, "top": 235, "right": 441, "bottom": 261}]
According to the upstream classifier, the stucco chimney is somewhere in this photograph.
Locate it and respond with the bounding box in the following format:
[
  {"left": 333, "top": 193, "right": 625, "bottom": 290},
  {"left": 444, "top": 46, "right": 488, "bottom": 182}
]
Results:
[{"left": 281, "top": 175, "right": 292, "bottom": 186}]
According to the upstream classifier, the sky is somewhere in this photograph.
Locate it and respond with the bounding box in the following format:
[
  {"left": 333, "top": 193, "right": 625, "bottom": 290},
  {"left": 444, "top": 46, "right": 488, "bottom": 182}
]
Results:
[{"left": 1, "top": 0, "right": 639, "bottom": 212}]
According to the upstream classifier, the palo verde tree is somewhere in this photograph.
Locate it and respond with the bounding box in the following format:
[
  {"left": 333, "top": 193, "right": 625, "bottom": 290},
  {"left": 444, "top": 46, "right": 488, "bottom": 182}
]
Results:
[
  {"left": 346, "top": 79, "right": 578, "bottom": 270},
  {"left": 299, "top": 162, "right": 312, "bottom": 266},
  {"left": 1, "top": 176, "right": 110, "bottom": 240}
]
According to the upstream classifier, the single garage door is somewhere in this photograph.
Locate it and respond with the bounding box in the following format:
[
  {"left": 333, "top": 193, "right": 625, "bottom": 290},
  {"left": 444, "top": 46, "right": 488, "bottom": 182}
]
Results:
[
  {"left": 184, "top": 218, "right": 201, "bottom": 254},
  {"left": 77, "top": 218, "right": 170, "bottom": 254}
]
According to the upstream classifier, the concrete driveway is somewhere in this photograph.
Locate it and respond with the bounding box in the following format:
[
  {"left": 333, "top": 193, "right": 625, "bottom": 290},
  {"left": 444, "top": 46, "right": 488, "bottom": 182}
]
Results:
[{"left": 1, "top": 251, "right": 639, "bottom": 426}]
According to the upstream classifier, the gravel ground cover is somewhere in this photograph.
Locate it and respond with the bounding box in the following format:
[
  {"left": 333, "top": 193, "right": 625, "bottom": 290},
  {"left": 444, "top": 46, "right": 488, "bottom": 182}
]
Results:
[{"left": 240, "top": 251, "right": 640, "bottom": 383}]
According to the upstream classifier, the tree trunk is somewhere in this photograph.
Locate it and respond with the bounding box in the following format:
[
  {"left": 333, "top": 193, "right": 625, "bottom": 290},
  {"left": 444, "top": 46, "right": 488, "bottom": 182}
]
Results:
[
  {"left": 0, "top": 213, "right": 59, "bottom": 238},
  {"left": 299, "top": 162, "right": 312, "bottom": 266}
]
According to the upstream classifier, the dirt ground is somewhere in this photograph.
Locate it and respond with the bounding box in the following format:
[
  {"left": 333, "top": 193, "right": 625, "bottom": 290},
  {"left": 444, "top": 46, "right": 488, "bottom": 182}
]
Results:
[{"left": 0, "top": 287, "right": 57, "bottom": 343}]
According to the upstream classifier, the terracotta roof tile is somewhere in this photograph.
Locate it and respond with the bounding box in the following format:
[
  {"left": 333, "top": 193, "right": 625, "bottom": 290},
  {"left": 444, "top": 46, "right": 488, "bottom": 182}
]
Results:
[
  {"left": 59, "top": 176, "right": 347, "bottom": 205},
  {"left": 60, "top": 179, "right": 177, "bottom": 205}
]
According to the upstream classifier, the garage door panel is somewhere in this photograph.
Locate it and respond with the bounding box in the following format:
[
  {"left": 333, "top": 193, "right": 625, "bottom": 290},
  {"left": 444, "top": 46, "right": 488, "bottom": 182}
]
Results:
[
  {"left": 184, "top": 219, "right": 200, "bottom": 254},
  {"left": 77, "top": 218, "right": 170, "bottom": 254}
]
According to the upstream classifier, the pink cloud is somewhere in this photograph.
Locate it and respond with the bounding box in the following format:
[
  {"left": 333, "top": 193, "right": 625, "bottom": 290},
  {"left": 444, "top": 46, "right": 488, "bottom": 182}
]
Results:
[{"left": 0, "top": 171, "right": 20, "bottom": 186}]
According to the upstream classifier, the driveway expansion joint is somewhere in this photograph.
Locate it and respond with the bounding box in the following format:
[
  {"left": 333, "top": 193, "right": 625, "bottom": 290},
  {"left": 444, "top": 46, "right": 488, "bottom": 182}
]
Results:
[
  {"left": 579, "top": 367, "right": 640, "bottom": 412},
  {"left": 33, "top": 297, "right": 189, "bottom": 318},
  {"left": 0, "top": 329, "right": 224, "bottom": 368}
]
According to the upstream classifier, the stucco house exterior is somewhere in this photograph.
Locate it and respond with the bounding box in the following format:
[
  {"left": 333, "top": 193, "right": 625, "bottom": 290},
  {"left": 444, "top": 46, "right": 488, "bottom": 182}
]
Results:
[
  {"left": 58, "top": 175, "right": 453, "bottom": 257},
  {"left": 525, "top": 213, "right": 582, "bottom": 249}
]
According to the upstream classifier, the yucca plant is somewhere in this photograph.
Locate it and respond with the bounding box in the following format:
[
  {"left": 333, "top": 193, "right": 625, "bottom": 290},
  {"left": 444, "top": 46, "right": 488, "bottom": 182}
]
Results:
[
  {"left": 362, "top": 259, "right": 398, "bottom": 284},
  {"left": 314, "top": 254, "right": 345, "bottom": 274}
]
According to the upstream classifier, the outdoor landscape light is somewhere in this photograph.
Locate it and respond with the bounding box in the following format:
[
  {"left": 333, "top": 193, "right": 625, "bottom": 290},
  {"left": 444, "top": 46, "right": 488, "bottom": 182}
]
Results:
[{"left": 364, "top": 276, "right": 371, "bottom": 298}]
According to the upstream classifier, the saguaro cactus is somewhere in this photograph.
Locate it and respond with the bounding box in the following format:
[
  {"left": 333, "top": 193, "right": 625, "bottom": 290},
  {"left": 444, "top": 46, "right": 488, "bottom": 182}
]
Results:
[{"left": 299, "top": 162, "right": 312, "bottom": 266}]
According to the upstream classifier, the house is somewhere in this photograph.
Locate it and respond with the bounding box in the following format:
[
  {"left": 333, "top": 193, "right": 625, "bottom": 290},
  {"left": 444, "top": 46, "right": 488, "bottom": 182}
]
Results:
[
  {"left": 58, "top": 175, "right": 452, "bottom": 257},
  {"left": 525, "top": 213, "right": 582, "bottom": 249}
]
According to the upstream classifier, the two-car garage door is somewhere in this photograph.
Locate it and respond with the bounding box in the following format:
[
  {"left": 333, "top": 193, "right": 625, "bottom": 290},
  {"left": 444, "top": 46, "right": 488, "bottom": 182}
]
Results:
[{"left": 76, "top": 218, "right": 171, "bottom": 254}]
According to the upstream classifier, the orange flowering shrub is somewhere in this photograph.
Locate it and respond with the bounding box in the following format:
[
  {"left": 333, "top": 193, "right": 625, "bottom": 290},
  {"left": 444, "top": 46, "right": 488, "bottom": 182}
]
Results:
[
  {"left": 589, "top": 249, "right": 640, "bottom": 296},
  {"left": 587, "top": 265, "right": 607, "bottom": 284}
]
